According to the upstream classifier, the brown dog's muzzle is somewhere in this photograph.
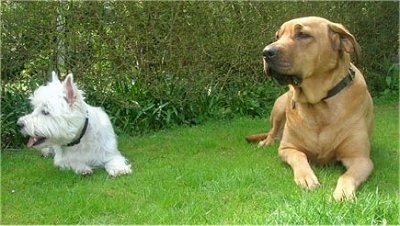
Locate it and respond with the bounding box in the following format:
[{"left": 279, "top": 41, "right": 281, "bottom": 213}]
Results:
[
  {"left": 262, "top": 45, "right": 302, "bottom": 86},
  {"left": 263, "top": 45, "right": 278, "bottom": 60}
]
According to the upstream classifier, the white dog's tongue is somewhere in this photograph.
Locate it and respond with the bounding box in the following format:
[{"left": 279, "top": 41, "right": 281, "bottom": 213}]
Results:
[{"left": 27, "top": 137, "right": 36, "bottom": 147}]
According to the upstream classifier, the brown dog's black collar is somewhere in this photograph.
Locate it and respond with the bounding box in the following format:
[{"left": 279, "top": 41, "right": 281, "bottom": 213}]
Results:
[{"left": 322, "top": 68, "right": 356, "bottom": 101}]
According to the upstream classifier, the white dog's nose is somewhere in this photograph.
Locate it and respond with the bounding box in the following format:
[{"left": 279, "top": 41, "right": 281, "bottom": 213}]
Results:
[{"left": 17, "top": 120, "right": 25, "bottom": 130}]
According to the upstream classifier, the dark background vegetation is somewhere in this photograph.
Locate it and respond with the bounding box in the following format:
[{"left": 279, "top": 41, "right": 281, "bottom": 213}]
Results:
[{"left": 1, "top": 1, "right": 399, "bottom": 149}]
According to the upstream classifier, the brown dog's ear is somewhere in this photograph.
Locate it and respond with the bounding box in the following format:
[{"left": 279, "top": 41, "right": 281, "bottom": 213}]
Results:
[{"left": 328, "top": 22, "right": 362, "bottom": 63}]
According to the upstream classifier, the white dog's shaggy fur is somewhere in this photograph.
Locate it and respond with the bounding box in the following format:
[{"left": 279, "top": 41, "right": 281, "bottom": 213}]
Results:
[{"left": 17, "top": 72, "right": 132, "bottom": 177}]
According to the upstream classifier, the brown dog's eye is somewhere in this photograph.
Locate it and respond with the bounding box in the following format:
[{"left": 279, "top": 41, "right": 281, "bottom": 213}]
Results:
[{"left": 296, "top": 31, "right": 311, "bottom": 39}]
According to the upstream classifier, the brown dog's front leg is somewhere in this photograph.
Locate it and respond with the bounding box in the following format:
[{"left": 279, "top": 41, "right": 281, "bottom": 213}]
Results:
[
  {"left": 333, "top": 157, "right": 373, "bottom": 201},
  {"left": 258, "top": 92, "right": 288, "bottom": 147},
  {"left": 279, "top": 147, "right": 320, "bottom": 190}
]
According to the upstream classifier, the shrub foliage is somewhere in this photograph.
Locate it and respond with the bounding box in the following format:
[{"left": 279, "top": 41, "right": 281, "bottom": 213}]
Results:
[{"left": 1, "top": 1, "right": 398, "bottom": 148}]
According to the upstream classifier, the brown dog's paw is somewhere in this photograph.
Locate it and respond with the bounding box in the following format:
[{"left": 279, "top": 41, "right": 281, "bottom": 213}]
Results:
[
  {"left": 333, "top": 176, "right": 356, "bottom": 201},
  {"left": 294, "top": 170, "right": 320, "bottom": 190},
  {"left": 258, "top": 136, "right": 275, "bottom": 147}
]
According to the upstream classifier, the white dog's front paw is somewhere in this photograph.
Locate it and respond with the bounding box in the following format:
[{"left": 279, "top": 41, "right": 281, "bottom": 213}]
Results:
[
  {"left": 73, "top": 166, "right": 93, "bottom": 176},
  {"left": 107, "top": 165, "right": 132, "bottom": 177},
  {"left": 80, "top": 169, "right": 93, "bottom": 176},
  {"left": 40, "top": 146, "right": 57, "bottom": 158},
  {"left": 105, "top": 157, "right": 132, "bottom": 177},
  {"left": 40, "top": 148, "right": 52, "bottom": 157}
]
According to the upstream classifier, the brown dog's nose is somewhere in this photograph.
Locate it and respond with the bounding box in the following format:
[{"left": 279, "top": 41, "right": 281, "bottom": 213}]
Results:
[{"left": 263, "top": 46, "right": 278, "bottom": 59}]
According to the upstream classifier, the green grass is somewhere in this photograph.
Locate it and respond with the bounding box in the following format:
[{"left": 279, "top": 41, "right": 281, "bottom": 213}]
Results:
[{"left": 1, "top": 102, "right": 399, "bottom": 224}]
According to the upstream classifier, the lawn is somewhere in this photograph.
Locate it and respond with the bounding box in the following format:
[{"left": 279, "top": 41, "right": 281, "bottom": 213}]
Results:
[{"left": 1, "top": 102, "right": 399, "bottom": 224}]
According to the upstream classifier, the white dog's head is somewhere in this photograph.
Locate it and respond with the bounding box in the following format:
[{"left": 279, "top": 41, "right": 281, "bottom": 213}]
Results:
[{"left": 17, "top": 72, "right": 88, "bottom": 148}]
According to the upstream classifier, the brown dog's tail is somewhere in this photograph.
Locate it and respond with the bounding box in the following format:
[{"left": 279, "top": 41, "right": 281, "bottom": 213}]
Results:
[{"left": 245, "top": 133, "right": 269, "bottom": 143}]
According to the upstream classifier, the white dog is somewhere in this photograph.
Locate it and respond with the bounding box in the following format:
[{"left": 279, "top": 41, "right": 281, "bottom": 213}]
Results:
[{"left": 17, "top": 72, "right": 132, "bottom": 177}]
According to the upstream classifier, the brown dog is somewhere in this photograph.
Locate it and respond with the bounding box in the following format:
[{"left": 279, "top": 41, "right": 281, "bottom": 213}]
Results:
[{"left": 246, "top": 17, "right": 374, "bottom": 201}]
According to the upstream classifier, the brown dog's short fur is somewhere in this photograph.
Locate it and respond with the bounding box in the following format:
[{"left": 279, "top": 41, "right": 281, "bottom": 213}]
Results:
[{"left": 246, "top": 17, "right": 374, "bottom": 201}]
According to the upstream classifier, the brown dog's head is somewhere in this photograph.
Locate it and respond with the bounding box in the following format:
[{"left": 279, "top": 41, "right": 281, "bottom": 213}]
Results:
[{"left": 263, "top": 16, "right": 361, "bottom": 86}]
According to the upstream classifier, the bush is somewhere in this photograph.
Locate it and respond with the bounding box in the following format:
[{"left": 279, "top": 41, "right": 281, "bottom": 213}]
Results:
[
  {"left": 1, "top": 78, "right": 43, "bottom": 148},
  {"left": 1, "top": 1, "right": 398, "bottom": 149},
  {"left": 373, "top": 58, "right": 400, "bottom": 103}
]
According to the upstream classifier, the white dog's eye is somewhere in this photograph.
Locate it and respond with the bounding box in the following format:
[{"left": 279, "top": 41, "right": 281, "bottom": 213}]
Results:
[{"left": 41, "top": 110, "right": 50, "bottom": 115}]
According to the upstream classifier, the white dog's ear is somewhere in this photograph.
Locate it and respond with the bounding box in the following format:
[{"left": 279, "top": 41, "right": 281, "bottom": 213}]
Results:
[
  {"left": 51, "top": 71, "right": 61, "bottom": 84},
  {"left": 63, "top": 73, "right": 77, "bottom": 106}
]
